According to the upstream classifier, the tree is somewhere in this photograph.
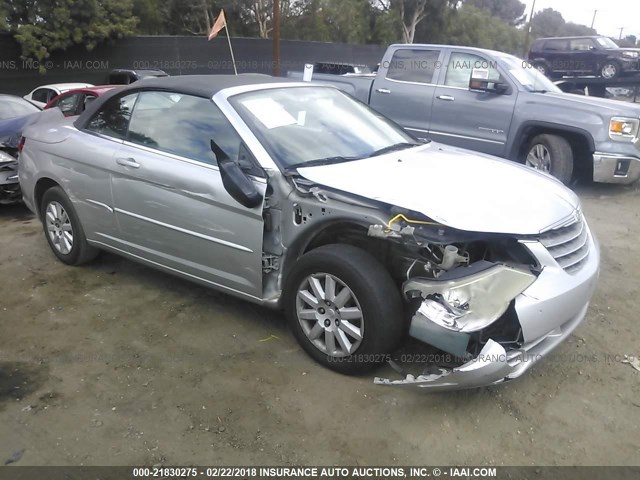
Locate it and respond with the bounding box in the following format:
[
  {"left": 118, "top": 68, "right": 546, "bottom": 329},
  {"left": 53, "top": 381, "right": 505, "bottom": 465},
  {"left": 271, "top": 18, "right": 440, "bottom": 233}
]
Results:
[
  {"left": 133, "top": 0, "right": 168, "bottom": 34},
  {"left": 235, "top": 0, "right": 273, "bottom": 38},
  {"left": 446, "top": 4, "right": 523, "bottom": 54},
  {"left": 6, "top": 0, "right": 138, "bottom": 72},
  {"left": 530, "top": 8, "right": 595, "bottom": 39},
  {"left": 465, "top": 0, "right": 526, "bottom": 26}
]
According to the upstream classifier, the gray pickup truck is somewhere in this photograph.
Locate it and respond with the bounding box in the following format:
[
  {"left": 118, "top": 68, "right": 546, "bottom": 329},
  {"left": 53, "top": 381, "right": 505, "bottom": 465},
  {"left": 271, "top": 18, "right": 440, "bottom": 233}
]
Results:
[{"left": 289, "top": 44, "right": 640, "bottom": 185}]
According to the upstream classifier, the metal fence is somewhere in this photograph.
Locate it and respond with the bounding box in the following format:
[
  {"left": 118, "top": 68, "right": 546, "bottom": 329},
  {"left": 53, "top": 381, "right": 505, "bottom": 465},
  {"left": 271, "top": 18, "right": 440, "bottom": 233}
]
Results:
[{"left": 0, "top": 34, "right": 386, "bottom": 96}]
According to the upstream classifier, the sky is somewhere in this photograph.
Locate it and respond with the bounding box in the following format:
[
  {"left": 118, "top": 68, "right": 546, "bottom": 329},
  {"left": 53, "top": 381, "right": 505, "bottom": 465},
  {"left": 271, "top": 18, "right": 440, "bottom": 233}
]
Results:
[{"left": 522, "top": 0, "right": 640, "bottom": 39}]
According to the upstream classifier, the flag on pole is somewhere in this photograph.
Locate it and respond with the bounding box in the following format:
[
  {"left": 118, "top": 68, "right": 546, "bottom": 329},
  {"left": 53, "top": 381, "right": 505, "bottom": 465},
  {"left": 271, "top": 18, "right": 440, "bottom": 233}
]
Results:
[{"left": 208, "top": 10, "right": 226, "bottom": 40}]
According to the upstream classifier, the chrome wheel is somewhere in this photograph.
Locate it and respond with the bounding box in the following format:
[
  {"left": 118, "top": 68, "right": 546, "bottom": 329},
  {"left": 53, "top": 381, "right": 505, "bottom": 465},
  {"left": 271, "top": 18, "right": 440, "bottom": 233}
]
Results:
[
  {"left": 526, "top": 144, "right": 551, "bottom": 172},
  {"left": 296, "top": 273, "right": 364, "bottom": 357},
  {"left": 602, "top": 63, "right": 618, "bottom": 79},
  {"left": 45, "top": 201, "right": 74, "bottom": 254}
]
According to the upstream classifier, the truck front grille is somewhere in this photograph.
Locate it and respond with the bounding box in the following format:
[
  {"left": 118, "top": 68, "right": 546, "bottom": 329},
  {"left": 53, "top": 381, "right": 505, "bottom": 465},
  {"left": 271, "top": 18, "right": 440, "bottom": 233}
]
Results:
[{"left": 539, "top": 216, "right": 590, "bottom": 274}]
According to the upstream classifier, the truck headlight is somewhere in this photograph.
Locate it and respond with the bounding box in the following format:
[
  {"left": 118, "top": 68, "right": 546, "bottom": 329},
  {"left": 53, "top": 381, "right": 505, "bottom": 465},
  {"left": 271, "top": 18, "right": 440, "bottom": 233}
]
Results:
[
  {"left": 622, "top": 51, "right": 639, "bottom": 58},
  {"left": 403, "top": 263, "right": 536, "bottom": 333},
  {"left": 610, "top": 117, "right": 639, "bottom": 142}
]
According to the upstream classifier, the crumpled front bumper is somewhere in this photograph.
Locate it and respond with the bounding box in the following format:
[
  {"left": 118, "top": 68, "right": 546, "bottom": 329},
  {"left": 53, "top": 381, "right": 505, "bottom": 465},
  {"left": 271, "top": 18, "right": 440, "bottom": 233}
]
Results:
[{"left": 375, "top": 226, "right": 600, "bottom": 391}]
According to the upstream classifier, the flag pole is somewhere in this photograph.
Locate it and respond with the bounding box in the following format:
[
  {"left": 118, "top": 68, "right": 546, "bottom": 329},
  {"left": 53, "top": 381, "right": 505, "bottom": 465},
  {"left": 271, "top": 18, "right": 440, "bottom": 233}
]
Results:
[{"left": 225, "top": 23, "right": 238, "bottom": 75}]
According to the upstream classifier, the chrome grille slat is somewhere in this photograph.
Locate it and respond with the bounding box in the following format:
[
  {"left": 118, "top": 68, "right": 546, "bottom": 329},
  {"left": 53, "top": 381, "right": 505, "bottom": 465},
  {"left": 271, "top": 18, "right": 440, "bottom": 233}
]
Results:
[
  {"left": 547, "top": 227, "right": 588, "bottom": 260},
  {"left": 538, "top": 215, "right": 590, "bottom": 274},
  {"left": 540, "top": 220, "right": 585, "bottom": 248}
]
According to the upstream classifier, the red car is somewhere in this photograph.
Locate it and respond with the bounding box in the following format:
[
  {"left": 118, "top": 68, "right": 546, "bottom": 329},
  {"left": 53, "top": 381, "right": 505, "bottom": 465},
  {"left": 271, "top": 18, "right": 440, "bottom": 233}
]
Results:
[{"left": 44, "top": 85, "right": 118, "bottom": 117}]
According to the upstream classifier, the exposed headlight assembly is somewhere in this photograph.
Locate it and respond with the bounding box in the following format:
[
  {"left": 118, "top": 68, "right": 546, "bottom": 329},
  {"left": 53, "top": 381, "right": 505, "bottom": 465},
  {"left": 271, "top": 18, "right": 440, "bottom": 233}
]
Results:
[
  {"left": 403, "top": 262, "right": 536, "bottom": 333},
  {"left": 609, "top": 117, "right": 639, "bottom": 142}
]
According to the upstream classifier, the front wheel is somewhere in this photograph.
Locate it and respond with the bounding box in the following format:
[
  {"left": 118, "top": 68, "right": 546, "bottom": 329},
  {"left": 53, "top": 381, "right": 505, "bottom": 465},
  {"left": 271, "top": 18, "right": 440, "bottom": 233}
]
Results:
[
  {"left": 601, "top": 61, "right": 621, "bottom": 80},
  {"left": 284, "top": 244, "right": 404, "bottom": 375},
  {"left": 525, "top": 134, "right": 574, "bottom": 185}
]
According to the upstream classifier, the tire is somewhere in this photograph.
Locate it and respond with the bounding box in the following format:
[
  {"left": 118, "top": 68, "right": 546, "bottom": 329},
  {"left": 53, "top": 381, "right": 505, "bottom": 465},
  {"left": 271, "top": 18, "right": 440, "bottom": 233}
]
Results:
[
  {"left": 525, "top": 134, "right": 574, "bottom": 185},
  {"left": 601, "top": 60, "right": 621, "bottom": 80},
  {"left": 284, "top": 244, "right": 404, "bottom": 375},
  {"left": 40, "top": 186, "right": 99, "bottom": 265}
]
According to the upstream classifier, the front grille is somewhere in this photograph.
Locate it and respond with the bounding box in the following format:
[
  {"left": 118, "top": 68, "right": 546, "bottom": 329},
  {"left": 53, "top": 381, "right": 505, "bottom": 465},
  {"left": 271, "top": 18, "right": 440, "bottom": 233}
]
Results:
[{"left": 539, "top": 216, "right": 590, "bottom": 274}]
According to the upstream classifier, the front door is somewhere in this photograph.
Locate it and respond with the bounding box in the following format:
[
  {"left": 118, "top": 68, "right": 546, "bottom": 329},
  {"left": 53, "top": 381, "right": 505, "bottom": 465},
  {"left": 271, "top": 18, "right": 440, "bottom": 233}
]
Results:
[
  {"left": 110, "top": 91, "right": 267, "bottom": 299},
  {"left": 429, "top": 50, "right": 517, "bottom": 157}
]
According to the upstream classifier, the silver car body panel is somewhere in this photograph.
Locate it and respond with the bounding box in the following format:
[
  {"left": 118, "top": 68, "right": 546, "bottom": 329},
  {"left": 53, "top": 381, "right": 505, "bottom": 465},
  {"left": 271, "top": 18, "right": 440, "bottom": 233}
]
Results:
[{"left": 19, "top": 81, "right": 600, "bottom": 391}]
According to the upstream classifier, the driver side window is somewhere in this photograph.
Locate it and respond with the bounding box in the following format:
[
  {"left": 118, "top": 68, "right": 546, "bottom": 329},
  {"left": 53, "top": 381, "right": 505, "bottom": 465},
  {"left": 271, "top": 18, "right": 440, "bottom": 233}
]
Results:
[{"left": 445, "top": 52, "right": 501, "bottom": 89}]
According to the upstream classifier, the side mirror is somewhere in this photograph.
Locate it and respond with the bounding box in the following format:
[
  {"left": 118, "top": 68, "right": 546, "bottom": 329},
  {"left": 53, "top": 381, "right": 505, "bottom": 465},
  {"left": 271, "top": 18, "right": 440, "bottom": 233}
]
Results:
[
  {"left": 212, "top": 140, "right": 263, "bottom": 209},
  {"left": 469, "top": 68, "right": 509, "bottom": 94}
]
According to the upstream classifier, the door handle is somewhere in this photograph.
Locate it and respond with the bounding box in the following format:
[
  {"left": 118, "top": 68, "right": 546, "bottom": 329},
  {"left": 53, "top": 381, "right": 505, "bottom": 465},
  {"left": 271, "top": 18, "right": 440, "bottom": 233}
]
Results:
[
  {"left": 437, "top": 95, "right": 455, "bottom": 101},
  {"left": 116, "top": 157, "right": 140, "bottom": 169},
  {"left": 376, "top": 88, "right": 392, "bottom": 94}
]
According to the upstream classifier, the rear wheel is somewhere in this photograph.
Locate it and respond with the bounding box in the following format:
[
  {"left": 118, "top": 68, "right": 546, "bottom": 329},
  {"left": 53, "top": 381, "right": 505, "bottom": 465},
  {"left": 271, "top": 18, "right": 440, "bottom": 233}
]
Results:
[
  {"left": 40, "top": 187, "right": 99, "bottom": 265},
  {"left": 284, "top": 244, "right": 404, "bottom": 375},
  {"left": 525, "top": 134, "right": 574, "bottom": 185}
]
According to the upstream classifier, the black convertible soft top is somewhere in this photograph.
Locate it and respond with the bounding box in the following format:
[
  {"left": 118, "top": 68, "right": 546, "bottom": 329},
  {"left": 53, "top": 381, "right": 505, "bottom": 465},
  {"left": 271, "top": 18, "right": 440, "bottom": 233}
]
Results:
[{"left": 75, "top": 74, "right": 293, "bottom": 129}]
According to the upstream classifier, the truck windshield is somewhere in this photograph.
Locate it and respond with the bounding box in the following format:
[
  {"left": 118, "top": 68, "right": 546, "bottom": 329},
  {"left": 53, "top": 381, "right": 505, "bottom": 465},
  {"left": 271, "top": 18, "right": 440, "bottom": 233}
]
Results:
[
  {"left": 230, "top": 87, "right": 418, "bottom": 169},
  {"left": 499, "top": 55, "right": 561, "bottom": 93}
]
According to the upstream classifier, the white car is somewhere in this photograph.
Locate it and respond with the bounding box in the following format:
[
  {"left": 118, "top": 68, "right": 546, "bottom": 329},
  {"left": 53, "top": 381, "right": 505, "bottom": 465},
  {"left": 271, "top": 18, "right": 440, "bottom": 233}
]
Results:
[{"left": 23, "top": 83, "right": 94, "bottom": 109}]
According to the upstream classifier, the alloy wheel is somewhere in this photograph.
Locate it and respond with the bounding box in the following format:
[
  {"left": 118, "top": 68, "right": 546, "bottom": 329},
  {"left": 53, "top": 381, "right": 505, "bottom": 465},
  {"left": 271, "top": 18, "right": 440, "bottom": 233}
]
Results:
[
  {"left": 45, "top": 201, "right": 74, "bottom": 254},
  {"left": 296, "top": 273, "right": 364, "bottom": 357},
  {"left": 526, "top": 144, "right": 552, "bottom": 172}
]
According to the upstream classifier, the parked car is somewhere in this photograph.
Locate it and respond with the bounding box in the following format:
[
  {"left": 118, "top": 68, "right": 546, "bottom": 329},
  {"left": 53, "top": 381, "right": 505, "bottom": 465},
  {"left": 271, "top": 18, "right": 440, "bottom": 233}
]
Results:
[
  {"left": 107, "top": 69, "right": 168, "bottom": 85},
  {"left": 44, "top": 85, "right": 118, "bottom": 117},
  {"left": 529, "top": 36, "right": 640, "bottom": 80},
  {"left": 0, "top": 94, "right": 41, "bottom": 203},
  {"left": 19, "top": 75, "right": 600, "bottom": 390},
  {"left": 289, "top": 43, "right": 640, "bottom": 185},
  {"left": 23, "top": 83, "right": 94, "bottom": 109}
]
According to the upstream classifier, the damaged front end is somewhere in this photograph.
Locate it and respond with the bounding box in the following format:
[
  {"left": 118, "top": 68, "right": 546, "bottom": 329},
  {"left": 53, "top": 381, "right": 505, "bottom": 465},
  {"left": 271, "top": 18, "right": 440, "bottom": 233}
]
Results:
[{"left": 368, "top": 211, "right": 598, "bottom": 391}]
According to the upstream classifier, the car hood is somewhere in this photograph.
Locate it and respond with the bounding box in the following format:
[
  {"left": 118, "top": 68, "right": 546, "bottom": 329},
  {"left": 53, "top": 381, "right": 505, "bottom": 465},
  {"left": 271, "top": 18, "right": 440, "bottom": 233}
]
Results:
[{"left": 297, "top": 143, "right": 580, "bottom": 236}]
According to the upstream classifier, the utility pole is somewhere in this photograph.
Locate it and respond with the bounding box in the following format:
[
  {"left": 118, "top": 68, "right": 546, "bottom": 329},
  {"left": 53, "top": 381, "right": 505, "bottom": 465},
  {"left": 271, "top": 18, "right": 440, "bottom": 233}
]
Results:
[
  {"left": 619, "top": 27, "right": 624, "bottom": 40},
  {"left": 273, "top": 0, "right": 281, "bottom": 77},
  {"left": 590, "top": 10, "right": 597, "bottom": 29},
  {"left": 523, "top": 0, "right": 536, "bottom": 58}
]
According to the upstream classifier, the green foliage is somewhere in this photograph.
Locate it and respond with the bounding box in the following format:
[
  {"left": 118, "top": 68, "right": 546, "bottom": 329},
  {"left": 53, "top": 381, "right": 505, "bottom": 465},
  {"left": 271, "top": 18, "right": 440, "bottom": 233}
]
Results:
[
  {"left": 445, "top": 5, "right": 523, "bottom": 55},
  {"left": 7, "top": 0, "right": 138, "bottom": 72},
  {"left": 465, "top": 0, "right": 526, "bottom": 26}
]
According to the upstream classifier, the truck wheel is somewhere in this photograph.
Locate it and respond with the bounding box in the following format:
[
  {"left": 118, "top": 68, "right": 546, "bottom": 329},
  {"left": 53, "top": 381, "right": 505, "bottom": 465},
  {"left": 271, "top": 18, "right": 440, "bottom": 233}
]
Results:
[
  {"left": 525, "top": 134, "right": 574, "bottom": 185},
  {"left": 40, "top": 186, "right": 99, "bottom": 266},
  {"left": 601, "top": 61, "right": 621, "bottom": 80},
  {"left": 284, "top": 244, "right": 404, "bottom": 375}
]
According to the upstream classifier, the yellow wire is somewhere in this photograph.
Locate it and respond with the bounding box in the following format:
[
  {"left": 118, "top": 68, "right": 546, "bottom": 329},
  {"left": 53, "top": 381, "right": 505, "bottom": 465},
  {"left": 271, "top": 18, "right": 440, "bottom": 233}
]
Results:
[{"left": 385, "top": 213, "right": 440, "bottom": 230}]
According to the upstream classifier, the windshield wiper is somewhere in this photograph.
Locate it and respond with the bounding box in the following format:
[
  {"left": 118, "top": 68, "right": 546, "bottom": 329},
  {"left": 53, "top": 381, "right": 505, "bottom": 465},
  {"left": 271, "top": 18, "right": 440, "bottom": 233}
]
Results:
[
  {"left": 367, "top": 142, "right": 421, "bottom": 158},
  {"left": 285, "top": 155, "right": 363, "bottom": 173},
  {"left": 530, "top": 89, "right": 549, "bottom": 94}
]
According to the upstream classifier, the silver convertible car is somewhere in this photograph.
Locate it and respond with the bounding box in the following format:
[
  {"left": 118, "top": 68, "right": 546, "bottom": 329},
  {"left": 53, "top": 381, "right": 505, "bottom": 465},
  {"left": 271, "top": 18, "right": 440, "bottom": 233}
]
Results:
[{"left": 19, "top": 75, "right": 600, "bottom": 390}]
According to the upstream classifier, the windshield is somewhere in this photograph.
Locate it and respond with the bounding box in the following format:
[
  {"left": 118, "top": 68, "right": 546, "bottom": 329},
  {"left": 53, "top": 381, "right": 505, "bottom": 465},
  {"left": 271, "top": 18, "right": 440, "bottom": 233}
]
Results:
[
  {"left": 596, "top": 37, "right": 619, "bottom": 49},
  {"left": 0, "top": 96, "right": 41, "bottom": 121},
  {"left": 499, "top": 55, "right": 561, "bottom": 93},
  {"left": 230, "top": 87, "right": 417, "bottom": 169}
]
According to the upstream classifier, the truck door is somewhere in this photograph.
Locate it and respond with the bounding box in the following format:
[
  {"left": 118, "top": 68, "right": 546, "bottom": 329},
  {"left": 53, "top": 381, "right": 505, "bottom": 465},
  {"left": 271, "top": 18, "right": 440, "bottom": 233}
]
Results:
[
  {"left": 429, "top": 50, "right": 517, "bottom": 157},
  {"left": 369, "top": 47, "right": 444, "bottom": 141}
]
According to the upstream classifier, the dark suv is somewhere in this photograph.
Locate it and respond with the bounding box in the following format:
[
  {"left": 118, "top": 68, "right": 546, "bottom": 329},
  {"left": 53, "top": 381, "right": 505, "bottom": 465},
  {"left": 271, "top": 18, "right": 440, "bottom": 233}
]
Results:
[{"left": 529, "top": 36, "right": 640, "bottom": 79}]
